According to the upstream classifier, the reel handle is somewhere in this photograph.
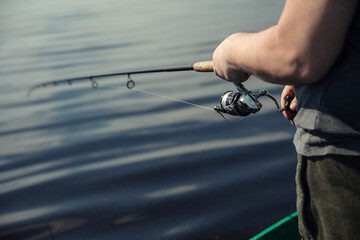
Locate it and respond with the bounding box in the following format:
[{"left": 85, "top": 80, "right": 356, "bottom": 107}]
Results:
[{"left": 278, "top": 95, "right": 295, "bottom": 113}]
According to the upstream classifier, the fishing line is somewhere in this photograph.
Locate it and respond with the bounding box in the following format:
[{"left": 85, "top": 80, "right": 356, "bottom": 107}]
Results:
[
  {"left": 131, "top": 87, "right": 214, "bottom": 111},
  {"left": 100, "top": 83, "right": 214, "bottom": 111}
]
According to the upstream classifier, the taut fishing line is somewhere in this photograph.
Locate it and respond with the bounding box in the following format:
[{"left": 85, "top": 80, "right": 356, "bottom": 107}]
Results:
[
  {"left": 131, "top": 88, "right": 214, "bottom": 112},
  {"left": 97, "top": 81, "right": 213, "bottom": 111},
  {"left": 124, "top": 74, "right": 213, "bottom": 111}
]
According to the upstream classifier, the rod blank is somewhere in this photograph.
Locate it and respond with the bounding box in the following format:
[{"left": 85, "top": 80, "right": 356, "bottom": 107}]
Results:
[{"left": 27, "top": 60, "right": 214, "bottom": 97}]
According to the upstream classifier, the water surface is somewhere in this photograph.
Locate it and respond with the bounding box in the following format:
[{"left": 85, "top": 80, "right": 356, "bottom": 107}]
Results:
[{"left": 0, "top": 1, "right": 298, "bottom": 239}]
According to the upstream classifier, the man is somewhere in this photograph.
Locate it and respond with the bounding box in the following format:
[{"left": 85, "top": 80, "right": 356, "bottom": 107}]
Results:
[{"left": 212, "top": 0, "right": 360, "bottom": 239}]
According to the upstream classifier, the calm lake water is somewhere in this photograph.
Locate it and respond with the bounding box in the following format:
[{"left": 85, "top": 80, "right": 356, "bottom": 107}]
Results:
[{"left": 0, "top": 0, "right": 298, "bottom": 239}]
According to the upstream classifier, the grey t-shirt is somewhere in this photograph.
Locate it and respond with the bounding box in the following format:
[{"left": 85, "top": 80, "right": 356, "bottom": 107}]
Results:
[{"left": 293, "top": 6, "right": 360, "bottom": 156}]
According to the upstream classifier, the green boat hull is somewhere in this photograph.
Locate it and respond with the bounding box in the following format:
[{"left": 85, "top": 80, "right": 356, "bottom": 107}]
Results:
[{"left": 250, "top": 212, "right": 301, "bottom": 240}]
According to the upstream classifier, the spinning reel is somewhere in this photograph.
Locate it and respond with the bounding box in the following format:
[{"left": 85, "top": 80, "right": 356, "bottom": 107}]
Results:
[{"left": 214, "top": 83, "right": 281, "bottom": 117}]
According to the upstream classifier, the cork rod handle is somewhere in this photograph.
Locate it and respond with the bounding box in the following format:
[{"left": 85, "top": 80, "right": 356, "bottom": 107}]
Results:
[{"left": 193, "top": 61, "right": 214, "bottom": 72}]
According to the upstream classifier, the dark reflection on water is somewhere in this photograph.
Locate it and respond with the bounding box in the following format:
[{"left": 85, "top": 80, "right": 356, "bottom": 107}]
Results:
[
  {"left": 0, "top": 218, "right": 87, "bottom": 240},
  {"left": 0, "top": 0, "right": 295, "bottom": 239}
]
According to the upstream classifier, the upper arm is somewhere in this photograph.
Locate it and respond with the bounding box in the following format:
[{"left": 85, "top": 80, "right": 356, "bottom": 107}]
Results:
[{"left": 277, "top": 0, "right": 359, "bottom": 83}]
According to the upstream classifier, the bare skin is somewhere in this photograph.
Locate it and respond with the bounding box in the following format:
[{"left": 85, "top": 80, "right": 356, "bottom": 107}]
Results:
[
  {"left": 281, "top": 85, "right": 297, "bottom": 125},
  {"left": 212, "top": 0, "right": 359, "bottom": 123}
]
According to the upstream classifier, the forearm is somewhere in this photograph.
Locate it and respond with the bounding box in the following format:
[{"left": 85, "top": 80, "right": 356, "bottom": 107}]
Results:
[
  {"left": 213, "top": 25, "right": 341, "bottom": 85},
  {"left": 215, "top": 27, "right": 301, "bottom": 85},
  {"left": 213, "top": 0, "right": 359, "bottom": 85}
]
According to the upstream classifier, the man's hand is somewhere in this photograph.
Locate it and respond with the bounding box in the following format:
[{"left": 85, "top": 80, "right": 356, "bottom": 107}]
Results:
[
  {"left": 212, "top": 34, "right": 251, "bottom": 83},
  {"left": 281, "top": 85, "right": 298, "bottom": 125}
]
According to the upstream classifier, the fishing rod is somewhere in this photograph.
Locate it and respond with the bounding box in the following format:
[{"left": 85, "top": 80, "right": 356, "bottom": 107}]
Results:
[
  {"left": 27, "top": 61, "right": 214, "bottom": 96},
  {"left": 28, "top": 60, "right": 287, "bottom": 119}
]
